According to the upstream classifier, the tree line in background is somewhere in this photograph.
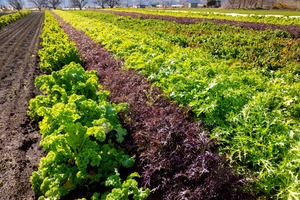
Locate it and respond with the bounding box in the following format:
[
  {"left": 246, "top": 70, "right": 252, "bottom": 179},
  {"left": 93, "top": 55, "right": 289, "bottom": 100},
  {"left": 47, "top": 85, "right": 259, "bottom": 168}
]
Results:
[{"left": 5, "top": 0, "right": 120, "bottom": 11}]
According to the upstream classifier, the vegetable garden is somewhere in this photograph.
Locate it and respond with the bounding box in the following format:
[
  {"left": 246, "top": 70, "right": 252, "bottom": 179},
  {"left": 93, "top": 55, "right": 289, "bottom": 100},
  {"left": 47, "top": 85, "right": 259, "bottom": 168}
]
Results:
[
  {"left": 53, "top": 9, "right": 300, "bottom": 199},
  {"left": 0, "top": 8, "right": 299, "bottom": 200},
  {"left": 28, "top": 12, "right": 149, "bottom": 199},
  {"left": 109, "top": 8, "right": 300, "bottom": 26}
]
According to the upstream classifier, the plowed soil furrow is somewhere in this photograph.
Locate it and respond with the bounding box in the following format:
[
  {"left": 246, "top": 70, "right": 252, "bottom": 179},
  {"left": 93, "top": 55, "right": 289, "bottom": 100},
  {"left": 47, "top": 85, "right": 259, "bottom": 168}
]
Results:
[
  {"left": 0, "top": 12, "right": 44, "bottom": 200},
  {"left": 0, "top": 15, "right": 39, "bottom": 66},
  {"left": 0, "top": 12, "right": 15, "bottom": 17},
  {"left": 0, "top": 14, "right": 33, "bottom": 42}
]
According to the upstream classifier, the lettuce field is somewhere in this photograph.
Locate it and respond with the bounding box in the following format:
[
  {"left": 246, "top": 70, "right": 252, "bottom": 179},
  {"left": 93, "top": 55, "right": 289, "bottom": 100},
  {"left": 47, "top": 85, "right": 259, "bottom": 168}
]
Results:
[{"left": 0, "top": 9, "right": 300, "bottom": 200}]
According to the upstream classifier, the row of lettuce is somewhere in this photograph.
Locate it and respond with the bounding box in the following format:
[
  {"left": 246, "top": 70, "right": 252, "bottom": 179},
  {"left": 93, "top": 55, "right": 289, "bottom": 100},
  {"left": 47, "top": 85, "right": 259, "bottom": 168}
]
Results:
[
  {"left": 111, "top": 8, "right": 300, "bottom": 26},
  {"left": 27, "top": 11, "right": 149, "bottom": 200},
  {"left": 54, "top": 10, "right": 300, "bottom": 199},
  {"left": 0, "top": 10, "right": 31, "bottom": 29},
  {"left": 77, "top": 10, "right": 299, "bottom": 74}
]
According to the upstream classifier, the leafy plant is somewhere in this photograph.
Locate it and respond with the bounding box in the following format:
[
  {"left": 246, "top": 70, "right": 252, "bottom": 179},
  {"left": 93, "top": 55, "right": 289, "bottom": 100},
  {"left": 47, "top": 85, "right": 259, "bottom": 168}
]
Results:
[
  {"left": 0, "top": 10, "right": 31, "bottom": 28},
  {"left": 55, "top": 14, "right": 256, "bottom": 199},
  {"left": 55, "top": 10, "right": 300, "bottom": 199},
  {"left": 28, "top": 11, "right": 149, "bottom": 199},
  {"left": 29, "top": 63, "right": 149, "bottom": 199},
  {"left": 107, "top": 8, "right": 300, "bottom": 26},
  {"left": 38, "top": 11, "right": 81, "bottom": 73}
]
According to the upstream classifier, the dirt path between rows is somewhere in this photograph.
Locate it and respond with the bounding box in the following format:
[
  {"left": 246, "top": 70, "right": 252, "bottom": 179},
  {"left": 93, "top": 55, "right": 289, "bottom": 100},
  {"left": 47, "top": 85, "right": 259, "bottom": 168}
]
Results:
[{"left": 0, "top": 12, "right": 44, "bottom": 200}]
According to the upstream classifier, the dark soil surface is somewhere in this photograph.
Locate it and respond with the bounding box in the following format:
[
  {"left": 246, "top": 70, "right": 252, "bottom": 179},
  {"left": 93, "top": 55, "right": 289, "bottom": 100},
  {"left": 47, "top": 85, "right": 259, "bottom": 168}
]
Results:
[
  {"left": 0, "top": 12, "right": 15, "bottom": 17},
  {"left": 104, "top": 10, "right": 300, "bottom": 38},
  {"left": 0, "top": 12, "right": 44, "bottom": 200}
]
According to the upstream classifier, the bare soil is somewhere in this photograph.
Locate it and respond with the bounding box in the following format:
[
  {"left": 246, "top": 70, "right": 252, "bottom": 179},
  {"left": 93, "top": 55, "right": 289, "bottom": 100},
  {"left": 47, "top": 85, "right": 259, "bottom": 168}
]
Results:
[
  {"left": 0, "top": 12, "right": 15, "bottom": 17},
  {"left": 0, "top": 12, "right": 44, "bottom": 200}
]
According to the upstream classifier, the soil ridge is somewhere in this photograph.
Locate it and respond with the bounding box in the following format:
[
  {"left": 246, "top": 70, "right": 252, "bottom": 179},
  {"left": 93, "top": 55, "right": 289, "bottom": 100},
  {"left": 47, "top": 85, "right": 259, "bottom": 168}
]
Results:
[{"left": 0, "top": 12, "right": 44, "bottom": 200}]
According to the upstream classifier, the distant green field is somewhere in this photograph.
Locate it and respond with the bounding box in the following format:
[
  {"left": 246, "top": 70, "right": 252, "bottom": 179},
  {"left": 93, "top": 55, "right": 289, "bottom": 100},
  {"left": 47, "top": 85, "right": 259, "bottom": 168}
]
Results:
[
  {"left": 111, "top": 8, "right": 300, "bottom": 25},
  {"left": 56, "top": 9, "right": 300, "bottom": 199},
  {"left": 162, "top": 8, "right": 300, "bottom": 16}
]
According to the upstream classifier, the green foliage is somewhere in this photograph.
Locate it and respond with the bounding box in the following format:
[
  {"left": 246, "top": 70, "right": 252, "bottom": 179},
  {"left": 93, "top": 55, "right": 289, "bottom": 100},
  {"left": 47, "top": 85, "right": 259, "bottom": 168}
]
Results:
[
  {"left": 38, "top": 11, "right": 81, "bottom": 73},
  {"left": 0, "top": 10, "right": 31, "bottom": 28},
  {"left": 111, "top": 8, "right": 300, "bottom": 26},
  {"left": 102, "top": 171, "right": 150, "bottom": 200},
  {"left": 27, "top": 62, "right": 102, "bottom": 120},
  {"left": 28, "top": 61, "right": 148, "bottom": 199},
  {"left": 73, "top": 11, "right": 299, "bottom": 73},
  {"left": 55, "top": 10, "right": 300, "bottom": 199},
  {"left": 28, "top": 11, "right": 149, "bottom": 200}
]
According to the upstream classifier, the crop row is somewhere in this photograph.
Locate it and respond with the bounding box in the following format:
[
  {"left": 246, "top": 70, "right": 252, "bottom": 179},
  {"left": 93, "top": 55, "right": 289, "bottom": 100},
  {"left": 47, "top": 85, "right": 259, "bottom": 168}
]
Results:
[
  {"left": 55, "top": 12, "right": 256, "bottom": 199},
  {"left": 76, "top": 10, "right": 300, "bottom": 73},
  {"left": 0, "top": 10, "right": 31, "bottom": 28},
  {"left": 28, "top": 11, "right": 149, "bottom": 200},
  {"left": 111, "top": 8, "right": 300, "bottom": 26},
  {"left": 104, "top": 10, "right": 300, "bottom": 38},
  {"left": 55, "top": 10, "right": 300, "bottom": 199}
]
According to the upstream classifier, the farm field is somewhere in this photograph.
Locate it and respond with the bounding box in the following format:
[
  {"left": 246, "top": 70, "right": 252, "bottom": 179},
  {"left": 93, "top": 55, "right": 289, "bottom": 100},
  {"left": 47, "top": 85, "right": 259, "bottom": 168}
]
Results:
[
  {"left": 52, "top": 11, "right": 255, "bottom": 200},
  {"left": 0, "top": 8, "right": 300, "bottom": 200},
  {"left": 0, "top": 10, "right": 32, "bottom": 28},
  {"left": 0, "top": 12, "right": 44, "bottom": 199},
  {"left": 102, "top": 9, "right": 300, "bottom": 38},
  {"left": 54, "top": 10, "right": 300, "bottom": 199},
  {"left": 161, "top": 8, "right": 300, "bottom": 16},
  {"left": 110, "top": 8, "right": 300, "bottom": 26}
]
